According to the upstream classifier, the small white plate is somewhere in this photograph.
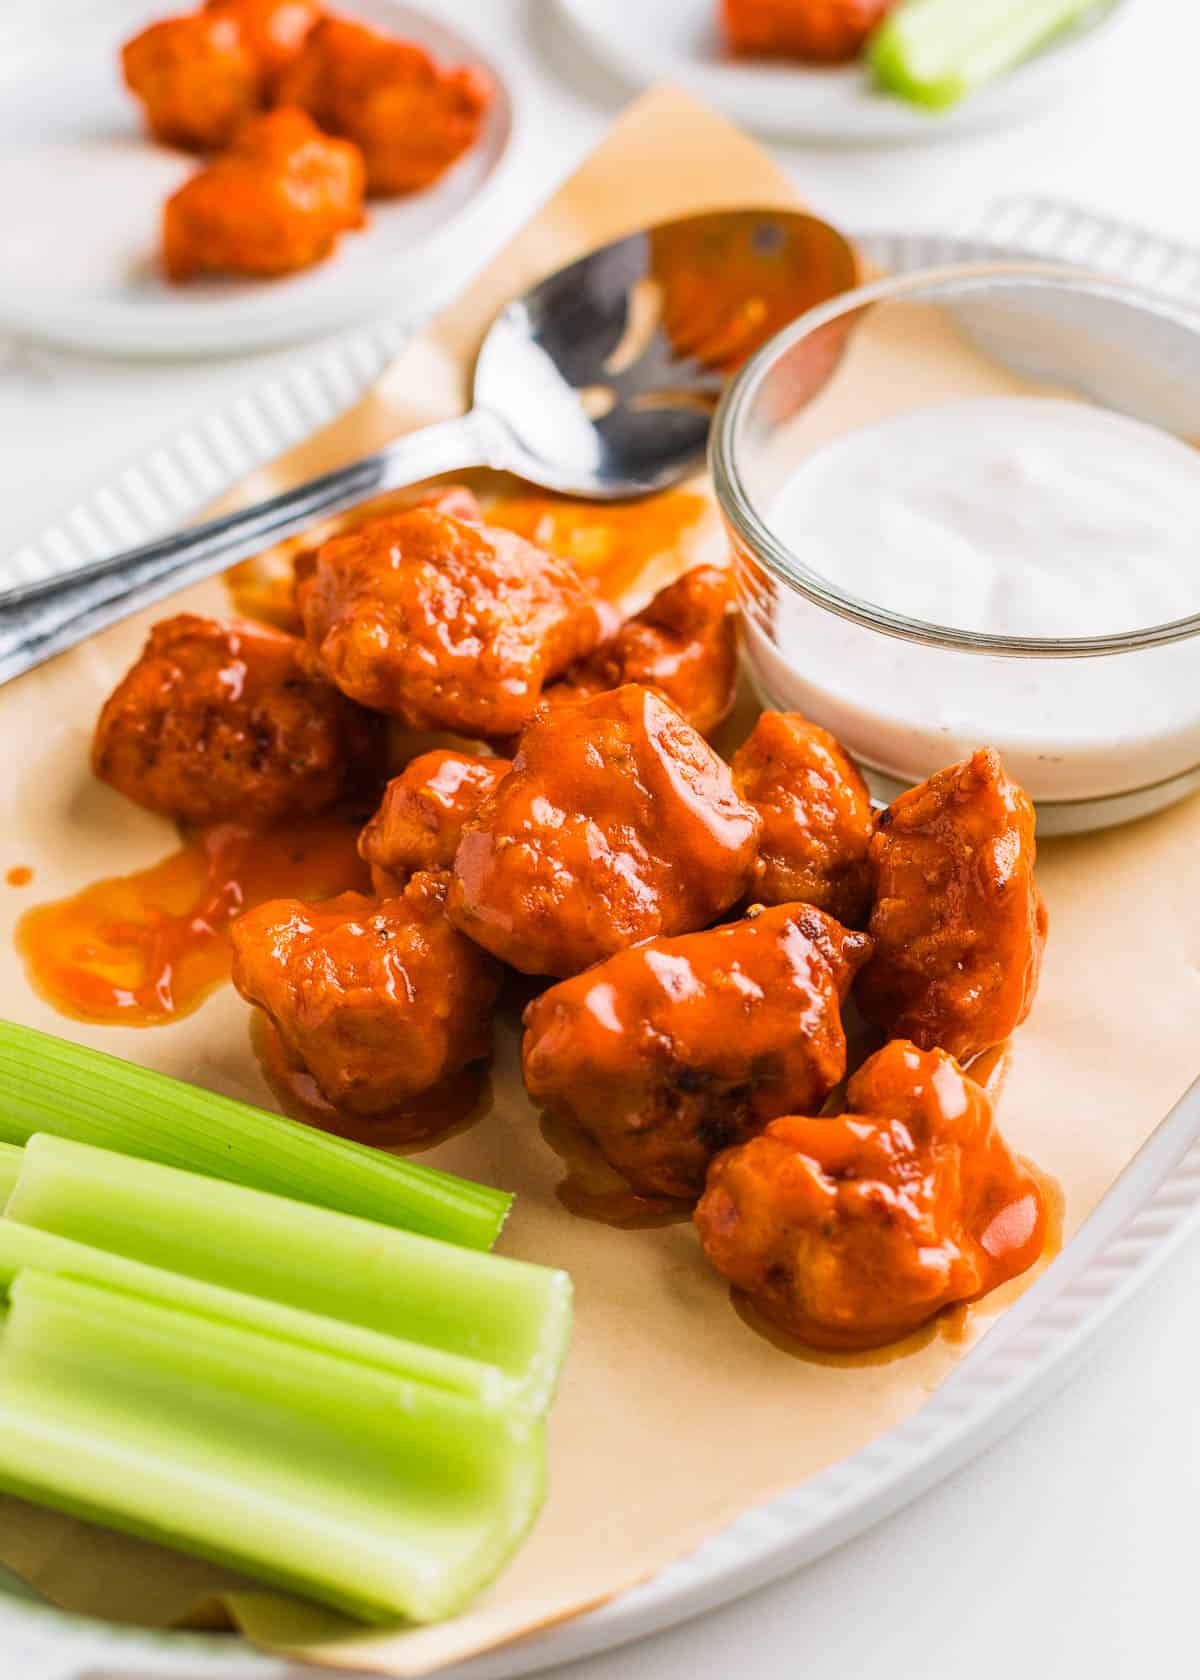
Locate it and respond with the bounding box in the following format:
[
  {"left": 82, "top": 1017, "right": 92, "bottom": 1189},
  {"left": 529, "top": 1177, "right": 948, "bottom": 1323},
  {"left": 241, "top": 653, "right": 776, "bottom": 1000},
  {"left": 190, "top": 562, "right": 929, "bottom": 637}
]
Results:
[
  {"left": 553, "top": 0, "right": 1124, "bottom": 143},
  {"left": 0, "top": 0, "right": 519, "bottom": 357}
]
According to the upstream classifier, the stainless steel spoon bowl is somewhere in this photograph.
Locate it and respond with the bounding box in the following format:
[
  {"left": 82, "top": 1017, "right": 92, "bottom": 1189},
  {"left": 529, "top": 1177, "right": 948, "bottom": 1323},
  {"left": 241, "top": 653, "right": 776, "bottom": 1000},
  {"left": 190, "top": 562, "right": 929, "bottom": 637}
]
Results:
[{"left": 0, "top": 208, "right": 856, "bottom": 684}]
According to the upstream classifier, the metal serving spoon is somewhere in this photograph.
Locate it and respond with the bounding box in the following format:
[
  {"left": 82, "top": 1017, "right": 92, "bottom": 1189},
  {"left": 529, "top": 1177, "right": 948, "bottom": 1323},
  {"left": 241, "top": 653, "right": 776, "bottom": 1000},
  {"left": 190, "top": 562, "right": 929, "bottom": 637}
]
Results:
[{"left": 0, "top": 208, "right": 856, "bottom": 685}]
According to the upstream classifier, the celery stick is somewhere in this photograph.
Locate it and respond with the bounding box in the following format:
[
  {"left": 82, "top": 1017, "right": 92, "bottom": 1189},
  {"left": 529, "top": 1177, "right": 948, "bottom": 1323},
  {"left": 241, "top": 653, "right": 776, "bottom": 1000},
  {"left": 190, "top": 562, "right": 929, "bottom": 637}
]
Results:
[
  {"left": 0, "top": 1143, "right": 22, "bottom": 1208},
  {"left": 0, "top": 1271, "right": 545, "bottom": 1623},
  {"left": 0, "top": 1020, "right": 509, "bottom": 1249},
  {"left": 9, "top": 1134, "right": 572, "bottom": 1415},
  {"left": 0, "top": 1216, "right": 512, "bottom": 1408},
  {"left": 868, "top": 0, "right": 1103, "bottom": 111}
]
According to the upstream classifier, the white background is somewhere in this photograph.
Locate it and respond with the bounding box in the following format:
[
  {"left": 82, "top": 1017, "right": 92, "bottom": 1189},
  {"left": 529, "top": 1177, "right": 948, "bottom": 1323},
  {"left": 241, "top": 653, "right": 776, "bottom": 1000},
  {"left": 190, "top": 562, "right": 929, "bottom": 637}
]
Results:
[{"left": 4, "top": 2, "right": 1200, "bottom": 1677}]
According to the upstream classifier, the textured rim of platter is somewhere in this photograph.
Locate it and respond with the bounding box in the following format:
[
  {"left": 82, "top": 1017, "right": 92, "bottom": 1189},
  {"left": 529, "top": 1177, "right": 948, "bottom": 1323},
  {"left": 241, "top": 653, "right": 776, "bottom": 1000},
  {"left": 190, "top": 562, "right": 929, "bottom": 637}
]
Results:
[
  {"left": 3, "top": 210, "right": 1200, "bottom": 1680},
  {"left": 0, "top": 0, "right": 526, "bottom": 358},
  {"left": 550, "top": 0, "right": 1128, "bottom": 144}
]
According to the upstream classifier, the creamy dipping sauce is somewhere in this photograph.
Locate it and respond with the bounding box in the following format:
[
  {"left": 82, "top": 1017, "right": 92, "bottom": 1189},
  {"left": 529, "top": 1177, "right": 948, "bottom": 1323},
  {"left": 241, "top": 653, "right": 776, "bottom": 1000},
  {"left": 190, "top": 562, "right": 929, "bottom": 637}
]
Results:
[{"left": 748, "top": 395, "right": 1200, "bottom": 830}]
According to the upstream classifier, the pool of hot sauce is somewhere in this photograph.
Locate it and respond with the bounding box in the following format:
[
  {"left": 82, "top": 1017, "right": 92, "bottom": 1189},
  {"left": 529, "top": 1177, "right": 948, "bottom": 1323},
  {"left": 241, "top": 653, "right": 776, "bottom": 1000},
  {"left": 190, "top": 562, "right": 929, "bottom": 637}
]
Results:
[{"left": 17, "top": 818, "right": 368, "bottom": 1027}]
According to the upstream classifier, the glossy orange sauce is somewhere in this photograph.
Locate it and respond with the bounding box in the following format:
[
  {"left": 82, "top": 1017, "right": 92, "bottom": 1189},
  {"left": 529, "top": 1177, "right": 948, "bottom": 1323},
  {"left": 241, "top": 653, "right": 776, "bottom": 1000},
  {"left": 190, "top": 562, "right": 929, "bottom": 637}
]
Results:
[
  {"left": 251, "top": 1011, "right": 490, "bottom": 1150},
  {"left": 5, "top": 866, "right": 32, "bottom": 888},
  {"left": 485, "top": 489, "right": 711, "bottom": 604},
  {"left": 17, "top": 818, "right": 367, "bottom": 1027}
]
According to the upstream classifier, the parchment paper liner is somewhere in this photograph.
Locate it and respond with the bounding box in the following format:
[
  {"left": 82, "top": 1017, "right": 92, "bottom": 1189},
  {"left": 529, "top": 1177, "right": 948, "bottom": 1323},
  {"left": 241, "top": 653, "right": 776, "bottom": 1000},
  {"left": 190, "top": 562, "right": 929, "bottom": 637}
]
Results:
[{"left": 0, "top": 85, "right": 1196, "bottom": 1677}]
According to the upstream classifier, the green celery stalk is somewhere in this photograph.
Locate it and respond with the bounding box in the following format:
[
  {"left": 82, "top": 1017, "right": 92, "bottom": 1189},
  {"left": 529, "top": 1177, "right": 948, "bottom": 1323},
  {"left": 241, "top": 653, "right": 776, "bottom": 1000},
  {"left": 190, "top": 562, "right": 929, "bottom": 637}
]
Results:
[
  {"left": 0, "top": 1020, "right": 509, "bottom": 1250},
  {"left": 868, "top": 0, "right": 1104, "bottom": 110},
  {"left": 0, "top": 1142, "right": 22, "bottom": 1207},
  {"left": 8, "top": 1133, "right": 572, "bottom": 1415},
  {"left": 0, "top": 1270, "right": 545, "bottom": 1623},
  {"left": 0, "top": 1212, "right": 512, "bottom": 1409}
]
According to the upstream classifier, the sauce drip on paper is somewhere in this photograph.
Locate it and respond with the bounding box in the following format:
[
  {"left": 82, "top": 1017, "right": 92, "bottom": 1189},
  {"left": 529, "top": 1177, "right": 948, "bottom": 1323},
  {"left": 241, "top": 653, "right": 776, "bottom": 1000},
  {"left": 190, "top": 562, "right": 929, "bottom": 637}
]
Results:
[
  {"left": 17, "top": 818, "right": 366, "bottom": 1027},
  {"left": 539, "top": 1110, "right": 691, "bottom": 1228},
  {"left": 485, "top": 490, "right": 710, "bottom": 603}
]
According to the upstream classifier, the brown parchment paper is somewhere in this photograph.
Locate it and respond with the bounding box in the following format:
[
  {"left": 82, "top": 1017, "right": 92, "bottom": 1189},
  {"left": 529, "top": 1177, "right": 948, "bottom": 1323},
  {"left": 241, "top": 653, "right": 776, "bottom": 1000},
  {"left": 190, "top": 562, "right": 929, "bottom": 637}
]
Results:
[{"left": 1, "top": 85, "right": 1200, "bottom": 1678}]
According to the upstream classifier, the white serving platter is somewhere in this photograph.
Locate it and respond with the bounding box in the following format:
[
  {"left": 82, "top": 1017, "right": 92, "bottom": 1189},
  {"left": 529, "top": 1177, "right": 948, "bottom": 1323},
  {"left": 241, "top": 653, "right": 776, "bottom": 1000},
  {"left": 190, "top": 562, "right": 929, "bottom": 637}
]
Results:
[
  {"left": 3, "top": 211, "right": 1200, "bottom": 1680},
  {"left": 552, "top": 0, "right": 1127, "bottom": 144},
  {"left": 0, "top": 0, "right": 522, "bottom": 357}
]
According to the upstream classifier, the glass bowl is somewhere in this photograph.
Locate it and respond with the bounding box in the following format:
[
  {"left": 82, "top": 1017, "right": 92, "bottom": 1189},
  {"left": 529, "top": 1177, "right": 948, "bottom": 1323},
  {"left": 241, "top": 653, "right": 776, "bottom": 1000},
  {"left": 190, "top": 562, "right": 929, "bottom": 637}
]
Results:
[{"left": 710, "top": 264, "right": 1200, "bottom": 835}]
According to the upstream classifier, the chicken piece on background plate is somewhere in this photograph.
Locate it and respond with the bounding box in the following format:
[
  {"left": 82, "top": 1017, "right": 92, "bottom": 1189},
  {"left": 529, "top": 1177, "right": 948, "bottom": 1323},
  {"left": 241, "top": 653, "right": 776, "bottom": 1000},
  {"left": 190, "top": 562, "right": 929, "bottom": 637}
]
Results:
[
  {"left": 732, "top": 710, "right": 875, "bottom": 928},
  {"left": 359, "top": 750, "right": 511, "bottom": 897},
  {"left": 121, "top": 10, "right": 260, "bottom": 151},
  {"left": 231, "top": 871, "right": 500, "bottom": 1115},
  {"left": 204, "top": 0, "right": 321, "bottom": 87},
  {"left": 541, "top": 565, "right": 738, "bottom": 739},
  {"left": 523, "top": 902, "right": 871, "bottom": 1200},
  {"left": 450, "top": 684, "right": 761, "bottom": 978},
  {"left": 92, "top": 613, "right": 383, "bottom": 827},
  {"left": 276, "top": 14, "right": 491, "bottom": 195},
  {"left": 163, "top": 107, "right": 365, "bottom": 283},
  {"left": 721, "top": 0, "right": 896, "bottom": 63},
  {"left": 857, "top": 748, "right": 1047, "bottom": 1063},
  {"left": 695, "top": 1038, "right": 1047, "bottom": 1350},
  {"left": 298, "top": 506, "right": 606, "bottom": 738}
]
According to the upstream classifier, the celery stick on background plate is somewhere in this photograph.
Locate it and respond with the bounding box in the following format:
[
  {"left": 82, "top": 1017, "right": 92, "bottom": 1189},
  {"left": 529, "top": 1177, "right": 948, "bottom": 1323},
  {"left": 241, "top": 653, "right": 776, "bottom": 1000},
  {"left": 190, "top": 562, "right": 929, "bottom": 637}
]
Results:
[{"left": 871, "top": 0, "right": 1112, "bottom": 109}]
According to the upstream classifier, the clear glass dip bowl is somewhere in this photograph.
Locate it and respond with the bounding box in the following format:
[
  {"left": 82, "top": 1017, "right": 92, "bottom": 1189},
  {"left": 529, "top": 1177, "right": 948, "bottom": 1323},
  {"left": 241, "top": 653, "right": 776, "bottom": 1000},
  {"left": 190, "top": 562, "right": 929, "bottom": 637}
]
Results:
[{"left": 710, "top": 264, "right": 1200, "bottom": 835}]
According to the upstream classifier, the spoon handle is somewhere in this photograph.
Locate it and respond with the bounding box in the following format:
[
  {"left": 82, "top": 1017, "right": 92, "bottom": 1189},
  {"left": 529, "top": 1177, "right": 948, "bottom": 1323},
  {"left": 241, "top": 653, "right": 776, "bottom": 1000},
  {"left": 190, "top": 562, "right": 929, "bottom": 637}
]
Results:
[{"left": 0, "top": 409, "right": 508, "bottom": 686}]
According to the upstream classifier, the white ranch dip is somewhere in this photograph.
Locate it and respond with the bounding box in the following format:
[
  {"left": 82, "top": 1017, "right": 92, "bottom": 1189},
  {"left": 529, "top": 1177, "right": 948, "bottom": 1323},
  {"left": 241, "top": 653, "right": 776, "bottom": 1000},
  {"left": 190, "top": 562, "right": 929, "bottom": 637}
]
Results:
[{"left": 746, "top": 395, "right": 1200, "bottom": 829}]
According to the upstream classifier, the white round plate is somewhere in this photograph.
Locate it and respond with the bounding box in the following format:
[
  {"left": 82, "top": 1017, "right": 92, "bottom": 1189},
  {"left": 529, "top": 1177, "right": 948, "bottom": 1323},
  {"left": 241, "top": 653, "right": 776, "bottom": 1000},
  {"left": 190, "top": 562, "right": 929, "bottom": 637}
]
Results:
[
  {"left": 0, "top": 0, "right": 518, "bottom": 357},
  {"left": 3, "top": 222, "right": 1200, "bottom": 1680},
  {"left": 553, "top": 0, "right": 1125, "bottom": 143}
]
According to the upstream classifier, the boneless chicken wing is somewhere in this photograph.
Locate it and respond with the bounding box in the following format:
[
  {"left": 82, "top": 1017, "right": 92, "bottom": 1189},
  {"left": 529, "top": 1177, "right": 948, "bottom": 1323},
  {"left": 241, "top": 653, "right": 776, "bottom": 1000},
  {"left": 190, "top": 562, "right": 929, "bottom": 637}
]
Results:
[
  {"left": 204, "top": 0, "right": 321, "bottom": 85},
  {"left": 523, "top": 903, "right": 872, "bottom": 1199},
  {"left": 695, "top": 1039, "right": 1046, "bottom": 1349},
  {"left": 857, "top": 749, "right": 1047, "bottom": 1062},
  {"left": 298, "top": 507, "right": 606, "bottom": 737},
  {"left": 450, "top": 685, "right": 761, "bottom": 977},
  {"left": 732, "top": 711, "right": 875, "bottom": 927},
  {"left": 358, "top": 750, "right": 511, "bottom": 897},
  {"left": 122, "top": 11, "right": 259, "bottom": 151},
  {"left": 163, "top": 108, "right": 365, "bottom": 282},
  {"left": 92, "top": 614, "right": 382, "bottom": 826},
  {"left": 544, "top": 565, "right": 738, "bottom": 738},
  {"left": 230, "top": 872, "right": 500, "bottom": 1114},
  {"left": 276, "top": 15, "right": 491, "bottom": 195},
  {"left": 721, "top": 0, "right": 896, "bottom": 62}
]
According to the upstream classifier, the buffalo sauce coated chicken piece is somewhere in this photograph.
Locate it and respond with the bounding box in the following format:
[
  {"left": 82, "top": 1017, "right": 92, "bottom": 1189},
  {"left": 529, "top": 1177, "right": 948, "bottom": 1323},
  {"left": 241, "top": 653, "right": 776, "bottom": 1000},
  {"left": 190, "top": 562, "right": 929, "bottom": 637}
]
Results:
[
  {"left": 122, "top": 10, "right": 260, "bottom": 151},
  {"left": 721, "top": 0, "right": 896, "bottom": 62},
  {"left": 276, "top": 15, "right": 491, "bottom": 195},
  {"left": 92, "top": 613, "right": 382, "bottom": 826},
  {"left": 732, "top": 711, "right": 875, "bottom": 927},
  {"left": 857, "top": 749, "right": 1047, "bottom": 1063},
  {"left": 163, "top": 108, "right": 365, "bottom": 283},
  {"left": 695, "top": 1039, "right": 1046, "bottom": 1350},
  {"left": 298, "top": 507, "right": 606, "bottom": 738},
  {"left": 230, "top": 871, "right": 500, "bottom": 1114},
  {"left": 359, "top": 750, "right": 511, "bottom": 897},
  {"left": 542, "top": 565, "right": 738, "bottom": 739},
  {"left": 204, "top": 0, "right": 322, "bottom": 87},
  {"left": 523, "top": 903, "right": 872, "bottom": 1199},
  {"left": 122, "top": 1, "right": 320, "bottom": 151},
  {"left": 449, "top": 684, "right": 761, "bottom": 978},
  {"left": 286, "top": 483, "right": 484, "bottom": 621}
]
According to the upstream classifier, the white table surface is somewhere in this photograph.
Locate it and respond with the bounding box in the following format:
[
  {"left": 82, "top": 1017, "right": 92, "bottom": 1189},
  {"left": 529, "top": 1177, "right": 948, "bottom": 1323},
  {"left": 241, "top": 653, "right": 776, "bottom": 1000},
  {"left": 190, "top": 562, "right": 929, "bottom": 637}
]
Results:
[{"left": 5, "top": 2, "right": 1200, "bottom": 1676}]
